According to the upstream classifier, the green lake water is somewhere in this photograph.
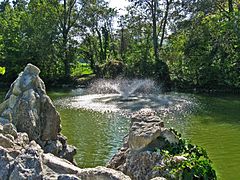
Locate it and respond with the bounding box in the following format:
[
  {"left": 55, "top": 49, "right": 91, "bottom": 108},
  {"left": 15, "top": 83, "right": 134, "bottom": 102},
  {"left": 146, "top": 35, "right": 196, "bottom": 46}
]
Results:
[
  {"left": 183, "top": 95, "right": 240, "bottom": 180},
  {"left": 0, "top": 89, "right": 240, "bottom": 179}
]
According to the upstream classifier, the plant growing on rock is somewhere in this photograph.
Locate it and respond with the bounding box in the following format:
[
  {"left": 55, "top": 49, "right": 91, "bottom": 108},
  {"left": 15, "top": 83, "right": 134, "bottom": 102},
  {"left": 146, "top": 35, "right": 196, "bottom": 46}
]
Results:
[{"left": 154, "top": 128, "right": 216, "bottom": 179}]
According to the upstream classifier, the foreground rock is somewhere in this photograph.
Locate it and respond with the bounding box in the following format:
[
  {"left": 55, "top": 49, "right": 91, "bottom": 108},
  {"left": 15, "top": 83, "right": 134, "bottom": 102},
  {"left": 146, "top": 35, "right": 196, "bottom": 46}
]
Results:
[
  {"left": 0, "top": 129, "right": 130, "bottom": 180},
  {"left": 107, "top": 109, "right": 216, "bottom": 179},
  {"left": 0, "top": 64, "right": 131, "bottom": 180},
  {"left": 0, "top": 64, "right": 76, "bottom": 163}
]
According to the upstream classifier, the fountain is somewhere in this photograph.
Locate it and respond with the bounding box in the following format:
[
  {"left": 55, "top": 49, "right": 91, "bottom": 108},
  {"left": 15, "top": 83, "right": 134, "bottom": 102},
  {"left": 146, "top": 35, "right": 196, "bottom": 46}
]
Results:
[
  {"left": 88, "top": 78, "right": 157, "bottom": 100},
  {"left": 55, "top": 78, "right": 194, "bottom": 118},
  {"left": 53, "top": 78, "right": 196, "bottom": 168}
]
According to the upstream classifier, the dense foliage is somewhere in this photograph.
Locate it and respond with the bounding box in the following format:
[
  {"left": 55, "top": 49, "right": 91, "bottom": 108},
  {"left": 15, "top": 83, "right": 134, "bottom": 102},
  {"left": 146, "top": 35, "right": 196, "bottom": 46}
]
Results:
[
  {"left": 163, "top": 5, "right": 240, "bottom": 89},
  {"left": 155, "top": 128, "right": 216, "bottom": 179},
  {"left": 0, "top": 0, "right": 239, "bottom": 90}
]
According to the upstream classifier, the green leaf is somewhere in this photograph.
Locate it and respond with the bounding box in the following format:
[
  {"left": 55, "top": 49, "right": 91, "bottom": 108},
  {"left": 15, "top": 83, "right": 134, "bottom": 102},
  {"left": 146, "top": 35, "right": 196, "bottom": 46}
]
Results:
[{"left": 0, "top": 67, "right": 6, "bottom": 75}]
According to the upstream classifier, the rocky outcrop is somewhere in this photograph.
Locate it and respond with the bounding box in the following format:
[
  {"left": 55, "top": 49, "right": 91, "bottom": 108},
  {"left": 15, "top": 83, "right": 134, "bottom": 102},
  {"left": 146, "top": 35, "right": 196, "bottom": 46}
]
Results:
[
  {"left": 108, "top": 109, "right": 216, "bottom": 179},
  {"left": 78, "top": 166, "right": 131, "bottom": 180},
  {"left": 107, "top": 109, "right": 188, "bottom": 179},
  {"left": 0, "top": 129, "right": 130, "bottom": 180},
  {"left": 0, "top": 64, "right": 131, "bottom": 180},
  {"left": 0, "top": 64, "right": 76, "bottom": 163},
  {"left": 128, "top": 113, "right": 164, "bottom": 151}
]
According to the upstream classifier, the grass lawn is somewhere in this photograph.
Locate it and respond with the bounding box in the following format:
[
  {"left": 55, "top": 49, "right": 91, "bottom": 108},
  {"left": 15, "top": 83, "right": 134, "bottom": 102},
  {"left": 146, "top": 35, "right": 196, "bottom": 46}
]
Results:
[{"left": 71, "top": 62, "right": 93, "bottom": 77}]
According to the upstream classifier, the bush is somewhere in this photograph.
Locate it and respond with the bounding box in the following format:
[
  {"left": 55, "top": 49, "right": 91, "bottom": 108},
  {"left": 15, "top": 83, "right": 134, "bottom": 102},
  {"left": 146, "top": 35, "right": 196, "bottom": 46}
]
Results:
[
  {"left": 71, "top": 62, "right": 93, "bottom": 77},
  {"left": 101, "top": 60, "right": 125, "bottom": 78},
  {"left": 155, "top": 128, "right": 216, "bottom": 179}
]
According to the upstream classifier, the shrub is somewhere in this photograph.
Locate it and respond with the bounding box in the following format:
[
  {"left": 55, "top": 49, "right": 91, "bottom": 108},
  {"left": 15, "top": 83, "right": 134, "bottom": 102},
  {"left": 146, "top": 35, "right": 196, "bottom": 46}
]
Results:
[{"left": 155, "top": 128, "right": 216, "bottom": 179}]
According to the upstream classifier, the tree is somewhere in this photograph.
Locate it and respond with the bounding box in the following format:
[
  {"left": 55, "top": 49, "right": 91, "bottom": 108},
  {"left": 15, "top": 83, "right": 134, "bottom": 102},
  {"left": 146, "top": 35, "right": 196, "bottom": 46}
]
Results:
[
  {"left": 163, "top": 1, "right": 240, "bottom": 89},
  {"left": 0, "top": 1, "right": 28, "bottom": 81},
  {"left": 0, "top": 0, "right": 10, "bottom": 12},
  {"left": 58, "top": 0, "right": 80, "bottom": 79},
  {"left": 126, "top": 0, "right": 172, "bottom": 88},
  {"left": 0, "top": 0, "right": 63, "bottom": 82},
  {"left": 79, "top": 0, "right": 116, "bottom": 75},
  {"left": 25, "top": 0, "right": 61, "bottom": 77}
]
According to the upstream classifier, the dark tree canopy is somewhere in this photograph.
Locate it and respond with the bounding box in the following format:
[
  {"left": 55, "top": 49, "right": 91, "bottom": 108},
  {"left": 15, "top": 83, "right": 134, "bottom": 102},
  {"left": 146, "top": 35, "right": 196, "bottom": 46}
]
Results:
[{"left": 0, "top": 0, "right": 239, "bottom": 90}]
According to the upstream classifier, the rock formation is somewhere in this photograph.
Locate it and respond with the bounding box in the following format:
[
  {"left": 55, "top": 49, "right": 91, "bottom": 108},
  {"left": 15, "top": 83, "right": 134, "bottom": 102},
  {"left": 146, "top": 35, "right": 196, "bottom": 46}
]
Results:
[
  {"left": 0, "top": 126, "right": 130, "bottom": 179},
  {"left": 0, "top": 64, "right": 76, "bottom": 163},
  {"left": 107, "top": 109, "right": 174, "bottom": 179},
  {"left": 0, "top": 64, "right": 131, "bottom": 180},
  {"left": 107, "top": 109, "right": 214, "bottom": 180}
]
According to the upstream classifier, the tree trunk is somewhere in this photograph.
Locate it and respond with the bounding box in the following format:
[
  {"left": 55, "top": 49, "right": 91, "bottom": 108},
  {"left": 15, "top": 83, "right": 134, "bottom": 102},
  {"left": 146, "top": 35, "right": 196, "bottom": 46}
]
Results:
[
  {"left": 120, "top": 24, "right": 125, "bottom": 59},
  {"left": 160, "top": 0, "right": 171, "bottom": 48},
  {"left": 96, "top": 28, "right": 104, "bottom": 63},
  {"left": 102, "top": 26, "right": 109, "bottom": 62},
  {"left": 228, "top": 0, "right": 233, "bottom": 13},
  {"left": 152, "top": 0, "right": 159, "bottom": 63},
  {"left": 86, "top": 37, "right": 96, "bottom": 74},
  {"left": 151, "top": 0, "right": 171, "bottom": 90},
  {"left": 62, "top": 0, "right": 71, "bottom": 79},
  {"left": 62, "top": 32, "right": 71, "bottom": 79}
]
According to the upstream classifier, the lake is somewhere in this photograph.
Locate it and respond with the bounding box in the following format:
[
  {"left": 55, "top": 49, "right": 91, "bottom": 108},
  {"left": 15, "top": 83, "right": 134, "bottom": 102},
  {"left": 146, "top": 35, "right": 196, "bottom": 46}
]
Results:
[{"left": 0, "top": 88, "right": 240, "bottom": 180}]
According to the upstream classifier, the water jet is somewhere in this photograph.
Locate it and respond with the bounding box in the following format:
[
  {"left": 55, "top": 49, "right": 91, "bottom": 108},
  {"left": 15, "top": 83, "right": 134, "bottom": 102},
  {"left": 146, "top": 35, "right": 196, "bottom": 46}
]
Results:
[{"left": 55, "top": 78, "right": 194, "bottom": 118}]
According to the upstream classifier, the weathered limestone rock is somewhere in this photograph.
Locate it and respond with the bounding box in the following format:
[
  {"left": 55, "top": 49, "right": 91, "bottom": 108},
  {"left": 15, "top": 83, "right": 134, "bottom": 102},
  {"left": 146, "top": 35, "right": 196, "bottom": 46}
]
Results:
[
  {"left": 0, "top": 146, "right": 13, "bottom": 180},
  {"left": 160, "top": 128, "right": 179, "bottom": 144},
  {"left": 42, "top": 153, "right": 81, "bottom": 174},
  {"left": 0, "top": 134, "right": 15, "bottom": 148},
  {"left": 3, "top": 123, "right": 18, "bottom": 139},
  {"left": 123, "top": 151, "right": 163, "bottom": 179},
  {"left": 0, "top": 100, "right": 8, "bottom": 116},
  {"left": 0, "top": 124, "right": 3, "bottom": 133},
  {"left": 59, "top": 144, "right": 77, "bottom": 163},
  {"left": 128, "top": 120, "right": 162, "bottom": 150},
  {"left": 78, "top": 166, "right": 131, "bottom": 180},
  {"left": 0, "top": 117, "right": 9, "bottom": 125},
  {"left": 40, "top": 95, "right": 61, "bottom": 141},
  {"left": 57, "top": 174, "right": 79, "bottom": 180},
  {"left": 128, "top": 109, "right": 167, "bottom": 151},
  {"left": 0, "top": 64, "right": 60, "bottom": 142},
  {"left": 108, "top": 110, "right": 181, "bottom": 180},
  {"left": 15, "top": 132, "right": 29, "bottom": 148},
  {"left": 0, "top": 64, "right": 76, "bottom": 162},
  {"left": 150, "top": 177, "right": 167, "bottom": 180},
  {"left": 42, "top": 150, "right": 131, "bottom": 179},
  {"left": 9, "top": 141, "right": 44, "bottom": 180},
  {"left": 0, "top": 138, "right": 44, "bottom": 180},
  {"left": 0, "top": 129, "right": 131, "bottom": 180}
]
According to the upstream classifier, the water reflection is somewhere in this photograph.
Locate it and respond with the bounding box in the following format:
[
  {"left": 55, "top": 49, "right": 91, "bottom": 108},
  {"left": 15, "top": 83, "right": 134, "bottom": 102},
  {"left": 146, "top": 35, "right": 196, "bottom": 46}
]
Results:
[{"left": 58, "top": 108, "right": 130, "bottom": 167}]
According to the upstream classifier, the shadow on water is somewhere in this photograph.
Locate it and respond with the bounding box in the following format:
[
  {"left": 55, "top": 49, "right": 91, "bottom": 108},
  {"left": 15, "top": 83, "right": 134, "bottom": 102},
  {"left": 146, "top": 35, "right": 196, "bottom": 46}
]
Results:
[{"left": 199, "top": 95, "right": 240, "bottom": 124}]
